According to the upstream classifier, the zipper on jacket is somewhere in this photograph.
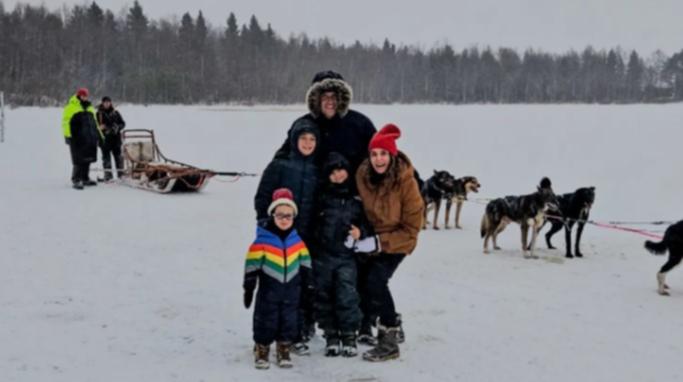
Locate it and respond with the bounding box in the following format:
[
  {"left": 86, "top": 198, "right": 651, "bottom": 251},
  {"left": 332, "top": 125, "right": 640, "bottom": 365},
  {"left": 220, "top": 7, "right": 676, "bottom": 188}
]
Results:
[{"left": 282, "top": 236, "right": 288, "bottom": 282}]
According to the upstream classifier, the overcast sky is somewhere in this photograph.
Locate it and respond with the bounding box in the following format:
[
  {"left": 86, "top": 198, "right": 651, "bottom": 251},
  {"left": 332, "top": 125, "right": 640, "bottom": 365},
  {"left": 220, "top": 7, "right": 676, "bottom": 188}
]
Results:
[{"left": 5, "top": 0, "right": 683, "bottom": 55}]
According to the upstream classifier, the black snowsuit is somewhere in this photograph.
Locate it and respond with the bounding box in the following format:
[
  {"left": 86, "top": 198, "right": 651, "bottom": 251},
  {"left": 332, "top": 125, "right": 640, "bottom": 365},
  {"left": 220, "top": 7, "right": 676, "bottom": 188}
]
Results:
[
  {"left": 96, "top": 104, "right": 126, "bottom": 178},
  {"left": 314, "top": 153, "right": 370, "bottom": 335}
]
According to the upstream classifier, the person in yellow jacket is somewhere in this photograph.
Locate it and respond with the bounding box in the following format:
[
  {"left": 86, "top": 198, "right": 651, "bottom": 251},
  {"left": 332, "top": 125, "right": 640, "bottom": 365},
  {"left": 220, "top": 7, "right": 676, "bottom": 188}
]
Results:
[{"left": 62, "top": 88, "right": 103, "bottom": 190}]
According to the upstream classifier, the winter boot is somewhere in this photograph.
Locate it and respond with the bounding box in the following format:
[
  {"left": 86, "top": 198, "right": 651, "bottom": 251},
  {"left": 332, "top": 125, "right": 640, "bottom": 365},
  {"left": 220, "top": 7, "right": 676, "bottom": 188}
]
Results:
[
  {"left": 83, "top": 179, "right": 97, "bottom": 186},
  {"left": 362, "top": 324, "right": 400, "bottom": 362},
  {"left": 253, "top": 343, "right": 270, "bottom": 370},
  {"left": 657, "top": 272, "right": 670, "bottom": 296},
  {"left": 101, "top": 169, "right": 114, "bottom": 182},
  {"left": 276, "top": 342, "right": 293, "bottom": 368},
  {"left": 72, "top": 180, "right": 84, "bottom": 190},
  {"left": 341, "top": 333, "right": 358, "bottom": 357},
  {"left": 357, "top": 322, "right": 377, "bottom": 346},
  {"left": 396, "top": 313, "right": 405, "bottom": 344},
  {"left": 291, "top": 341, "right": 310, "bottom": 356},
  {"left": 325, "top": 333, "right": 341, "bottom": 357}
]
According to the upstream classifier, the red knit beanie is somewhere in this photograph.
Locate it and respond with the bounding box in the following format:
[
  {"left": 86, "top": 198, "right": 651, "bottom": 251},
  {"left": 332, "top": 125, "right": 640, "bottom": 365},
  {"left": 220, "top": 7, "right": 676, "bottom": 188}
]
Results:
[
  {"left": 368, "top": 123, "right": 401, "bottom": 156},
  {"left": 267, "top": 188, "right": 299, "bottom": 216},
  {"left": 76, "top": 88, "right": 89, "bottom": 98}
]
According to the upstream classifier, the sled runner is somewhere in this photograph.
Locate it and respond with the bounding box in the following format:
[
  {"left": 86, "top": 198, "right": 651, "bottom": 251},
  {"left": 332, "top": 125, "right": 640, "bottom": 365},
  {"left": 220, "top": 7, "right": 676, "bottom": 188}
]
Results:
[{"left": 120, "top": 129, "right": 255, "bottom": 193}]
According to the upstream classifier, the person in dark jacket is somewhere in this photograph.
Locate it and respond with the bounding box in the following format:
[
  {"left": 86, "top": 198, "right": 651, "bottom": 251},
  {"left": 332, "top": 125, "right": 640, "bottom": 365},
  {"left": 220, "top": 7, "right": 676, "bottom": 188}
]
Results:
[
  {"left": 254, "top": 119, "right": 320, "bottom": 354},
  {"left": 274, "top": 71, "right": 376, "bottom": 185},
  {"left": 314, "top": 152, "right": 374, "bottom": 358},
  {"left": 96, "top": 96, "right": 126, "bottom": 181},
  {"left": 244, "top": 188, "right": 312, "bottom": 369},
  {"left": 62, "top": 88, "right": 103, "bottom": 190}
]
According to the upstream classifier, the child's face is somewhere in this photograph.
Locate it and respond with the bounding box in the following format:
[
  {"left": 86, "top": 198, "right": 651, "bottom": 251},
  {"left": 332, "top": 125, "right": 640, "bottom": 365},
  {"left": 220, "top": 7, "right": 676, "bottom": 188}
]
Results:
[
  {"left": 297, "top": 133, "right": 316, "bottom": 157},
  {"left": 273, "top": 205, "right": 295, "bottom": 230},
  {"left": 370, "top": 148, "right": 392, "bottom": 174},
  {"left": 329, "top": 168, "right": 348, "bottom": 184}
]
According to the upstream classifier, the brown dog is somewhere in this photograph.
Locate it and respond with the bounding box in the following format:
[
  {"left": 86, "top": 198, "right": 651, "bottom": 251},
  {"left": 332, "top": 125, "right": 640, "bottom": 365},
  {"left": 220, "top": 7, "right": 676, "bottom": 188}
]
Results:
[{"left": 444, "top": 176, "right": 481, "bottom": 229}]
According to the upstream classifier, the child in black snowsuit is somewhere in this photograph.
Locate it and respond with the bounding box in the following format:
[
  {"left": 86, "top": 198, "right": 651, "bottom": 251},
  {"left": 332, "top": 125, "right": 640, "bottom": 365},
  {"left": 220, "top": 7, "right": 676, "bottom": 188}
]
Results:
[
  {"left": 315, "top": 152, "right": 376, "bottom": 357},
  {"left": 244, "top": 188, "right": 312, "bottom": 369},
  {"left": 254, "top": 118, "right": 320, "bottom": 354}
]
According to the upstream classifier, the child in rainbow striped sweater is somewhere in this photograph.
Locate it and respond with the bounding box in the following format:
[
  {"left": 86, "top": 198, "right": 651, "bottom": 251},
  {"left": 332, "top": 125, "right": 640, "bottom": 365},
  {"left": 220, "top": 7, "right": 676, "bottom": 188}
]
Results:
[{"left": 243, "top": 188, "right": 312, "bottom": 370}]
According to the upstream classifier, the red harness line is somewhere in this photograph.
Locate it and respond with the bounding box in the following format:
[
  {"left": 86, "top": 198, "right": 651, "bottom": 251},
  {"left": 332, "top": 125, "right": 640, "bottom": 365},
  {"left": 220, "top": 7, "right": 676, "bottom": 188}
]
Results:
[
  {"left": 589, "top": 221, "right": 663, "bottom": 240},
  {"left": 544, "top": 213, "right": 664, "bottom": 240}
]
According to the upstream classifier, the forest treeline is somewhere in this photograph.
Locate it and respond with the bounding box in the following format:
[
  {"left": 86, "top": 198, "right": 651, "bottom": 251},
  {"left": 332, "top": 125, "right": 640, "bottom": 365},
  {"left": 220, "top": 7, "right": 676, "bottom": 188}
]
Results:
[{"left": 1, "top": 1, "right": 683, "bottom": 105}]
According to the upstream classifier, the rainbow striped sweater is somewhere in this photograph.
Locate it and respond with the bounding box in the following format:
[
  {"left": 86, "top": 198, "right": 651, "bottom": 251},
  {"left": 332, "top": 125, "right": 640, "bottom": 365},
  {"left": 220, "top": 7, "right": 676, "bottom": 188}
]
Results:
[{"left": 245, "top": 226, "right": 311, "bottom": 283}]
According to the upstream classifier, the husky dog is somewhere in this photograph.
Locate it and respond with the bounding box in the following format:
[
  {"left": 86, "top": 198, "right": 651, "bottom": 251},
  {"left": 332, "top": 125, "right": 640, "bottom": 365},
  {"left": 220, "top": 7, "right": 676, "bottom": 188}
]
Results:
[
  {"left": 645, "top": 220, "right": 683, "bottom": 296},
  {"left": 480, "top": 177, "right": 557, "bottom": 259},
  {"left": 544, "top": 187, "right": 596, "bottom": 258},
  {"left": 421, "top": 170, "right": 456, "bottom": 230},
  {"left": 444, "top": 176, "right": 481, "bottom": 229}
]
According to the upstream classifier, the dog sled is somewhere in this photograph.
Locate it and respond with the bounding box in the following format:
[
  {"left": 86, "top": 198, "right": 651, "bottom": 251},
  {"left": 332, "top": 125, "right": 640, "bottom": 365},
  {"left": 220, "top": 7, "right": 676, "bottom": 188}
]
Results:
[{"left": 120, "top": 129, "right": 255, "bottom": 193}]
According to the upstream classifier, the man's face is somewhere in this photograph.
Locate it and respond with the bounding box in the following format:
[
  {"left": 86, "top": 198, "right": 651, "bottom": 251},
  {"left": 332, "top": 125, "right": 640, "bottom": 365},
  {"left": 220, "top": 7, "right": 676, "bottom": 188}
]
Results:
[
  {"left": 320, "top": 91, "right": 338, "bottom": 119},
  {"left": 103, "top": 100, "right": 112, "bottom": 109}
]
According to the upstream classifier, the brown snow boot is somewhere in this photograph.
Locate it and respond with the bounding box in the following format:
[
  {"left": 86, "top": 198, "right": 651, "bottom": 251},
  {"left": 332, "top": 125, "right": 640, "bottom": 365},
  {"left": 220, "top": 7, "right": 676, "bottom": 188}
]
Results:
[
  {"left": 253, "top": 343, "right": 270, "bottom": 370},
  {"left": 276, "top": 342, "right": 293, "bottom": 368}
]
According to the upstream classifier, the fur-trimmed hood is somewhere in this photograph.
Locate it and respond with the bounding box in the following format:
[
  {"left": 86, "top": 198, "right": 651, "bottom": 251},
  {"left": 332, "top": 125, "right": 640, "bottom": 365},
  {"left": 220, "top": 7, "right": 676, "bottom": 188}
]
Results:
[{"left": 306, "top": 78, "right": 353, "bottom": 118}]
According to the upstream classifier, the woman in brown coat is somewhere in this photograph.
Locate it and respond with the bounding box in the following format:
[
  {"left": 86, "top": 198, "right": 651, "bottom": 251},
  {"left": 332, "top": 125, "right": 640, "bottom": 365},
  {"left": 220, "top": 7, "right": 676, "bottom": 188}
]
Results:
[{"left": 354, "top": 123, "right": 424, "bottom": 362}]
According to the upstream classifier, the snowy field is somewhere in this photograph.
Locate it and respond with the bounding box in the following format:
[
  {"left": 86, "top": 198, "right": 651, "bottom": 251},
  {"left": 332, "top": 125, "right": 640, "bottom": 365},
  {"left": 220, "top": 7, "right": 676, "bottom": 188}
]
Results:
[{"left": 1, "top": 103, "right": 683, "bottom": 382}]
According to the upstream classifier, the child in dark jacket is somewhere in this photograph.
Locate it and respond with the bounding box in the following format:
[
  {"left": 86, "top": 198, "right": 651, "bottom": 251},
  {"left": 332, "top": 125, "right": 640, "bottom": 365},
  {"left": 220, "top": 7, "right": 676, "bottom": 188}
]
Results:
[
  {"left": 315, "top": 152, "right": 377, "bottom": 357},
  {"left": 255, "top": 118, "right": 319, "bottom": 239},
  {"left": 244, "top": 188, "right": 312, "bottom": 370},
  {"left": 254, "top": 118, "right": 320, "bottom": 354}
]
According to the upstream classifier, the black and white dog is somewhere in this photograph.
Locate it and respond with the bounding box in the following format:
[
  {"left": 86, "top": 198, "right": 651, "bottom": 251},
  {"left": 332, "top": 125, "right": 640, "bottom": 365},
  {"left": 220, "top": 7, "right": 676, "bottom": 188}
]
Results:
[
  {"left": 645, "top": 220, "right": 683, "bottom": 296},
  {"left": 544, "top": 187, "right": 596, "bottom": 258},
  {"left": 421, "top": 170, "right": 456, "bottom": 230},
  {"left": 444, "top": 176, "right": 481, "bottom": 229},
  {"left": 480, "top": 177, "right": 558, "bottom": 259}
]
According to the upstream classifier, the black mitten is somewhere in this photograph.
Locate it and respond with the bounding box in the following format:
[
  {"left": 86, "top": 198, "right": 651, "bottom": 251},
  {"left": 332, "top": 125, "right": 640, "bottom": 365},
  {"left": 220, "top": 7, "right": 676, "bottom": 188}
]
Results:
[{"left": 243, "top": 277, "right": 257, "bottom": 309}]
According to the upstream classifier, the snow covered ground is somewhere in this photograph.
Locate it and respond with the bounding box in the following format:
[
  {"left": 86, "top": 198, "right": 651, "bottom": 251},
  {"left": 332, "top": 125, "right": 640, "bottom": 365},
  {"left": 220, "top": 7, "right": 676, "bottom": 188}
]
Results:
[{"left": 1, "top": 104, "right": 682, "bottom": 382}]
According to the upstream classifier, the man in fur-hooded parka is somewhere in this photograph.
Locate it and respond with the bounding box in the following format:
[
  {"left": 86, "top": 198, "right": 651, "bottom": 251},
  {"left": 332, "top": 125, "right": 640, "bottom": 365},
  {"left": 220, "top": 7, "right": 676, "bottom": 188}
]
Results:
[{"left": 275, "top": 71, "right": 376, "bottom": 180}]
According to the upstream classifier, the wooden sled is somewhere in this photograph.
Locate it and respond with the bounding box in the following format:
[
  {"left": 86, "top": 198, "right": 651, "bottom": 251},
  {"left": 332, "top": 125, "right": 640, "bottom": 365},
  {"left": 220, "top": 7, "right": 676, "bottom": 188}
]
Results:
[{"left": 120, "top": 129, "right": 215, "bottom": 193}]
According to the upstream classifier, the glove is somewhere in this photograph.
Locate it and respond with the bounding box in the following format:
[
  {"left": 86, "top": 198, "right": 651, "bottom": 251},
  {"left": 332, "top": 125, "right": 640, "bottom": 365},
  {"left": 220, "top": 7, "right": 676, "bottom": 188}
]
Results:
[
  {"left": 354, "top": 235, "right": 380, "bottom": 254},
  {"left": 344, "top": 235, "right": 356, "bottom": 249},
  {"left": 64, "top": 137, "right": 71, "bottom": 145},
  {"left": 243, "top": 277, "right": 257, "bottom": 309}
]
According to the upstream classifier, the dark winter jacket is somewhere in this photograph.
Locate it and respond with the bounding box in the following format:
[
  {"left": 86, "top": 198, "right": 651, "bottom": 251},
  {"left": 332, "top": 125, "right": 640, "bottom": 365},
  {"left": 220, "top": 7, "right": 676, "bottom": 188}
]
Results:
[
  {"left": 317, "top": 153, "right": 372, "bottom": 255},
  {"left": 62, "top": 95, "right": 102, "bottom": 164},
  {"left": 96, "top": 104, "right": 126, "bottom": 136},
  {"left": 274, "top": 77, "right": 376, "bottom": 180},
  {"left": 255, "top": 120, "right": 320, "bottom": 238}
]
